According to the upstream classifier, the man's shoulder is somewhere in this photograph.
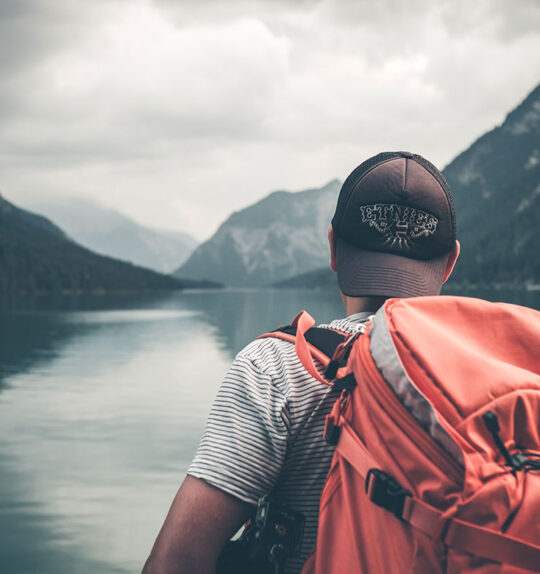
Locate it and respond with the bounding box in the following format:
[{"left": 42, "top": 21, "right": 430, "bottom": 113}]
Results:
[
  {"left": 238, "top": 312, "right": 373, "bottom": 364},
  {"left": 238, "top": 334, "right": 298, "bottom": 368}
]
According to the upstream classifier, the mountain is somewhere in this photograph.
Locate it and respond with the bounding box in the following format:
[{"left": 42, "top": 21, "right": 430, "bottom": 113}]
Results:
[
  {"left": 29, "top": 198, "right": 198, "bottom": 273},
  {"left": 275, "top": 83, "right": 540, "bottom": 291},
  {"left": 174, "top": 179, "right": 341, "bottom": 286},
  {"left": 442, "top": 83, "right": 540, "bottom": 288},
  {"left": 0, "top": 195, "right": 216, "bottom": 299}
]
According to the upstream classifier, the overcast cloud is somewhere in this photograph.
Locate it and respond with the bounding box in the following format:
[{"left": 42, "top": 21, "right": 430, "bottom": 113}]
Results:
[{"left": 1, "top": 0, "right": 539, "bottom": 239}]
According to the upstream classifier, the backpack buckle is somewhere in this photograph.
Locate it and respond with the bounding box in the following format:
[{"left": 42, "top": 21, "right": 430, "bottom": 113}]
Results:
[
  {"left": 365, "top": 469, "right": 411, "bottom": 519},
  {"left": 324, "top": 419, "right": 341, "bottom": 445}
]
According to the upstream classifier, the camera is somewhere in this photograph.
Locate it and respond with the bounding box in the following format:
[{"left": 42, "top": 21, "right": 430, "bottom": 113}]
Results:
[{"left": 216, "top": 495, "right": 305, "bottom": 574}]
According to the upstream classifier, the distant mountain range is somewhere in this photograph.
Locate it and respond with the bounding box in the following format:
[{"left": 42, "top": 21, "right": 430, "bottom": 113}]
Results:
[
  {"left": 201, "top": 82, "right": 539, "bottom": 290},
  {"left": 174, "top": 179, "right": 341, "bottom": 286},
  {"left": 0, "top": 195, "right": 216, "bottom": 299},
  {"left": 29, "top": 198, "right": 198, "bottom": 273}
]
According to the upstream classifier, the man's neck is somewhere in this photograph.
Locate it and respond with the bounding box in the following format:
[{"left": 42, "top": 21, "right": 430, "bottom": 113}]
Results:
[{"left": 341, "top": 294, "right": 388, "bottom": 316}]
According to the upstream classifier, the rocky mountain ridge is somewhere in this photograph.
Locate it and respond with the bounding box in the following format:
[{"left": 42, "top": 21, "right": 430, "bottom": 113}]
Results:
[{"left": 174, "top": 179, "right": 341, "bottom": 286}]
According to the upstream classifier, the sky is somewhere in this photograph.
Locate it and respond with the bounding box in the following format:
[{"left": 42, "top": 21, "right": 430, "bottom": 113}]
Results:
[{"left": 1, "top": 0, "right": 539, "bottom": 241}]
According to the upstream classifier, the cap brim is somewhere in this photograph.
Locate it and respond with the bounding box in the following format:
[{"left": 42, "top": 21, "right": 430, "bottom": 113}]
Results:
[{"left": 336, "top": 237, "right": 449, "bottom": 298}]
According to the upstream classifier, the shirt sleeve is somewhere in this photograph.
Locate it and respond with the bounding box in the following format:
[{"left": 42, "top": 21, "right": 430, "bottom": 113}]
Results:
[{"left": 188, "top": 352, "right": 290, "bottom": 505}]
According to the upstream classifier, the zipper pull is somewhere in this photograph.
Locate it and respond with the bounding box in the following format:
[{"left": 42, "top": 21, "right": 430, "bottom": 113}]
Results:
[
  {"left": 324, "top": 417, "right": 341, "bottom": 445},
  {"left": 482, "top": 410, "right": 523, "bottom": 471},
  {"left": 324, "top": 388, "right": 351, "bottom": 445}
]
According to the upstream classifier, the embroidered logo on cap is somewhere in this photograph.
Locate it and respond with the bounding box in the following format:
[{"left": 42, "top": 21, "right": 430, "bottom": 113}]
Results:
[{"left": 360, "top": 203, "right": 438, "bottom": 248}]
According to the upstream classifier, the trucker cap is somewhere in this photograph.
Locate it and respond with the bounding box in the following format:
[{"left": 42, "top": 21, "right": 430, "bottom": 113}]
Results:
[{"left": 331, "top": 151, "right": 456, "bottom": 298}]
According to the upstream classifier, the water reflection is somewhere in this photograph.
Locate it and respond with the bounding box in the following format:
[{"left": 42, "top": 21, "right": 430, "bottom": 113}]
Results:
[
  {"left": 1, "top": 450, "right": 127, "bottom": 574},
  {"left": 176, "top": 288, "right": 344, "bottom": 355},
  {"left": 0, "top": 296, "right": 231, "bottom": 573}
]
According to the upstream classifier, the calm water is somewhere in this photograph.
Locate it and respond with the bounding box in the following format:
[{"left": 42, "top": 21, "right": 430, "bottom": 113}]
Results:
[{"left": 0, "top": 288, "right": 538, "bottom": 574}]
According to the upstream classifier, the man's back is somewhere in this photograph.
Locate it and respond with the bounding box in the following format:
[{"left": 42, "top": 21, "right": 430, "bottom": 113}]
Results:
[{"left": 188, "top": 312, "right": 373, "bottom": 573}]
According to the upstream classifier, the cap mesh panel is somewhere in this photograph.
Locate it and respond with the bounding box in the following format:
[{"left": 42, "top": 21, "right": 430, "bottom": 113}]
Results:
[{"left": 332, "top": 151, "right": 456, "bottom": 242}]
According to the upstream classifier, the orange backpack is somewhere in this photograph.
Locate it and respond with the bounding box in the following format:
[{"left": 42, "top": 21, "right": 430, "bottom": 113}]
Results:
[{"left": 289, "top": 296, "right": 540, "bottom": 573}]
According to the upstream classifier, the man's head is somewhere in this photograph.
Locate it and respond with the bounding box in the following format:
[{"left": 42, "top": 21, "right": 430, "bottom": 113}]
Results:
[{"left": 329, "top": 151, "right": 459, "bottom": 300}]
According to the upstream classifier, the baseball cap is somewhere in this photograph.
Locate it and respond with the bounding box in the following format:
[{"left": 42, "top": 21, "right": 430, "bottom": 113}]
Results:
[{"left": 331, "top": 151, "right": 456, "bottom": 298}]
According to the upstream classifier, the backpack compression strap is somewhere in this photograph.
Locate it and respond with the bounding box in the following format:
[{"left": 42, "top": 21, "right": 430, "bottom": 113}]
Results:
[
  {"left": 258, "top": 311, "right": 348, "bottom": 385},
  {"left": 336, "top": 420, "right": 540, "bottom": 571}
]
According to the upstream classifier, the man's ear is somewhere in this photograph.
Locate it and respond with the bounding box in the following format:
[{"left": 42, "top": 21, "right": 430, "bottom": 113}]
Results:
[
  {"left": 328, "top": 226, "right": 337, "bottom": 272},
  {"left": 443, "top": 240, "right": 460, "bottom": 283}
]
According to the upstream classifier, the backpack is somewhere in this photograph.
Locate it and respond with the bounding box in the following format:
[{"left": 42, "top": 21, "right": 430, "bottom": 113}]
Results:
[{"left": 272, "top": 296, "right": 540, "bottom": 573}]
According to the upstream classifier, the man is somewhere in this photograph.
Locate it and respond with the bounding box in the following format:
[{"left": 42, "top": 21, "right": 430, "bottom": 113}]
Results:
[{"left": 142, "top": 151, "right": 460, "bottom": 574}]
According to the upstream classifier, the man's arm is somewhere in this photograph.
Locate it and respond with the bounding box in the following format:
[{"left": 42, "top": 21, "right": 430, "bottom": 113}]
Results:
[{"left": 142, "top": 475, "right": 253, "bottom": 574}]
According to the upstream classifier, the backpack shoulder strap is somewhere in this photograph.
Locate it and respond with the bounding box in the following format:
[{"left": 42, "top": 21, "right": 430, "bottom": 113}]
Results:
[
  {"left": 258, "top": 311, "right": 348, "bottom": 384},
  {"left": 267, "top": 325, "right": 346, "bottom": 359}
]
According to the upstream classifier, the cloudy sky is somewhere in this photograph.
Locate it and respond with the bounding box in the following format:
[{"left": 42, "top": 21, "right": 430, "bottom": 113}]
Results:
[{"left": 1, "top": 0, "right": 539, "bottom": 240}]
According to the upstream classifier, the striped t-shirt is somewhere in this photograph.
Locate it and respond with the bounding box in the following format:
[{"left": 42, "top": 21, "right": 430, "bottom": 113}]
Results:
[{"left": 188, "top": 312, "right": 373, "bottom": 574}]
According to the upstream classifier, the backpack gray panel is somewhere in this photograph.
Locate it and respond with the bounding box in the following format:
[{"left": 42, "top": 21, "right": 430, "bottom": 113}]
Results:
[{"left": 368, "top": 307, "right": 464, "bottom": 466}]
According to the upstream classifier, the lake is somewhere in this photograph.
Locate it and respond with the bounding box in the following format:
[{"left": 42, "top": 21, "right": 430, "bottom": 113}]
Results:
[{"left": 0, "top": 287, "right": 538, "bottom": 573}]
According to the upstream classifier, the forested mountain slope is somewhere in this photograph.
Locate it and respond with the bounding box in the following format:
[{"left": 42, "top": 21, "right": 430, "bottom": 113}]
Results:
[
  {"left": 443, "top": 83, "right": 540, "bottom": 287},
  {"left": 0, "top": 195, "right": 199, "bottom": 298}
]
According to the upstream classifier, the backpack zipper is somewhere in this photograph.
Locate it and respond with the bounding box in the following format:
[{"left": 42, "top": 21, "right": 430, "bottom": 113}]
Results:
[{"left": 355, "top": 333, "right": 463, "bottom": 484}]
